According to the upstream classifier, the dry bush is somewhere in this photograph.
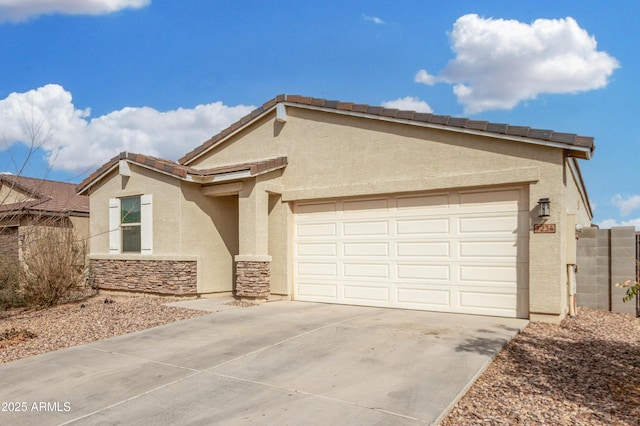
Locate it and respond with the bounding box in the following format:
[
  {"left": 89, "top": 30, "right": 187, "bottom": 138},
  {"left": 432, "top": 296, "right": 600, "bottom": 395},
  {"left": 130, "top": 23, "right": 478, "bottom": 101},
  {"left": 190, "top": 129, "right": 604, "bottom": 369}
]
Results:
[
  {"left": 0, "top": 262, "right": 23, "bottom": 311},
  {"left": 19, "top": 226, "right": 90, "bottom": 308}
]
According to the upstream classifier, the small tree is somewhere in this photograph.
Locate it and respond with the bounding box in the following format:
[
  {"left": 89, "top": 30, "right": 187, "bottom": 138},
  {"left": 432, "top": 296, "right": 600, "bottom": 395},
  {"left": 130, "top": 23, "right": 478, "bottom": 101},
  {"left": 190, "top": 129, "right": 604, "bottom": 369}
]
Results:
[{"left": 1, "top": 107, "right": 92, "bottom": 310}]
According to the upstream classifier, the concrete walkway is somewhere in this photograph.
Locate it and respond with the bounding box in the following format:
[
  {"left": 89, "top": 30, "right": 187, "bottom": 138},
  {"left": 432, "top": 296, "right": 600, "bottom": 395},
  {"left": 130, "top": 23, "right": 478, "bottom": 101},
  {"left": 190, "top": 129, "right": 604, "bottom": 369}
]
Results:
[{"left": 0, "top": 300, "right": 527, "bottom": 425}]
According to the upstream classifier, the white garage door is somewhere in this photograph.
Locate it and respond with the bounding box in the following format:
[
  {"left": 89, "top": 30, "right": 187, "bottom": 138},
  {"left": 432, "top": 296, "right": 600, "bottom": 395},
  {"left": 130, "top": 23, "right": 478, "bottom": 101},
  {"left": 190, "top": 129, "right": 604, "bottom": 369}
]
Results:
[{"left": 294, "top": 187, "right": 529, "bottom": 318}]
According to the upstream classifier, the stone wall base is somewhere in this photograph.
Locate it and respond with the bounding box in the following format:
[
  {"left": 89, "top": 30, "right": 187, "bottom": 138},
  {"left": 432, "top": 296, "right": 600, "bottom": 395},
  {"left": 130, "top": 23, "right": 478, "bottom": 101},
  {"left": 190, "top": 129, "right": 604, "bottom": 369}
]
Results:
[
  {"left": 89, "top": 259, "right": 197, "bottom": 295},
  {"left": 236, "top": 260, "right": 270, "bottom": 299}
]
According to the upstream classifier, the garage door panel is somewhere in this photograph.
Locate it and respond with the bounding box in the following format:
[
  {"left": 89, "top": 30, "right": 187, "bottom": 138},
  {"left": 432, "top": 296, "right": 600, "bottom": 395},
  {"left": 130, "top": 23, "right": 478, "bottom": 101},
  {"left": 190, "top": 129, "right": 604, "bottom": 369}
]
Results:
[
  {"left": 297, "top": 262, "right": 338, "bottom": 277},
  {"left": 459, "top": 290, "right": 516, "bottom": 312},
  {"left": 397, "top": 264, "right": 450, "bottom": 281},
  {"left": 343, "top": 221, "right": 388, "bottom": 236},
  {"left": 460, "top": 265, "right": 517, "bottom": 283},
  {"left": 294, "top": 188, "right": 529, "bottom": 318},
  {"left": 396, "top": 287, "right": 451, "bottom": 306},
  {"left": 344, "top": 263, "right": 390, "bottom": 279},
  {"left": 344, "top": 284, "right": 390, "bottom": 303},
  {"left": 296, "top": 202, "right": 337, "bottom": 217},
  {"left": 397, "top": 241, "right": 450, "bottom": 257},
  {"left": 343, "top": 198, "right": 388, "bottom": 214},
  {"left": 459, "top": 215, "right": 519, "bottom": 234},
  {"left": 396, "top": 218, "right": 449, "bottom": 235},
  {"left": 297, "top": 243, "right": 338, "bottom": 257},
  {"left": 297, "top": 282, "right": 338, "bottom": 299},
  {"left": 396, "top": 194, "right": 450, "bottom": 211},
  {"left": 297, "top": 222, "right": 337, "bottom": 237},
  {"left": 344, "top": 242, "right": 389, "bottom": 257},
  {"left": 459, "top": 241, "right": 518, "bottom": 258}
]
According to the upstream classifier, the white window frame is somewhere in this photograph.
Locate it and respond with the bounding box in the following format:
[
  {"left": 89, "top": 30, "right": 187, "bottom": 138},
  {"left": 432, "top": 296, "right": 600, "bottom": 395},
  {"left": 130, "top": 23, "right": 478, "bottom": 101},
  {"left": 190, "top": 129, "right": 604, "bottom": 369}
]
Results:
[{"left": 109, "top": 194, "right": 152, "bottom": 254}]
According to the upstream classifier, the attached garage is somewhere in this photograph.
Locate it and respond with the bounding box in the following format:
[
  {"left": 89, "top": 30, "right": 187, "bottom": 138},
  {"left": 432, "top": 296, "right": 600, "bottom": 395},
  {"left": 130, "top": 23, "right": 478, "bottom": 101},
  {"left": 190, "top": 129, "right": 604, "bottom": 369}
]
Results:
[
  {"left": 294, "top": 187, "right": 529, "bottom": 318},
  {"left": 81, "top": 94, "right": 595, "bottom": 323}
]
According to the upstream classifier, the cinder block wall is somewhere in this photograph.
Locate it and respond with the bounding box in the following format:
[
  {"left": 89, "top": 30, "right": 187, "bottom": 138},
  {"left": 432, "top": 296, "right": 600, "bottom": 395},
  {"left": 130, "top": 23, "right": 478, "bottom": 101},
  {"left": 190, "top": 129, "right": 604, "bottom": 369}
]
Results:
[
  {"left": 610, "top": 227, "right": 637, "bottom": 315},
  {"left": 576, "top": 226, "right": 636, "bottom": 315}
]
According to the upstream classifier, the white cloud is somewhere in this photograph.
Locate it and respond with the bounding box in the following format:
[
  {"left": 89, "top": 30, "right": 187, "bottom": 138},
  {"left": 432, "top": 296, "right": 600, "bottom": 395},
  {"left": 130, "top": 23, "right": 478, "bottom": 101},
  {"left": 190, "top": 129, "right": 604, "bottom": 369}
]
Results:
[
  {"left": 598, "top": 218, "right": 640, "bottom": 231},
  {"left": 414, "top": 70, "right": 438, "bottom": 86},
  {"left": 417, "top": 14, "right": 619, "bottom": 114},
  {"left": 612, "top": 194, "right": 640, "bottom": 216},
  {"left": 381, "top": 96, "right": 433, "bottom": 113},
  {"left": 0, "top": 84, "right": 255, "bottom": 173},
  {"left": 363, "top": 15, "right": 385, "bottom": 25},
  {"left": 0, "top": 0, "right": 150, "bottom": 22}
]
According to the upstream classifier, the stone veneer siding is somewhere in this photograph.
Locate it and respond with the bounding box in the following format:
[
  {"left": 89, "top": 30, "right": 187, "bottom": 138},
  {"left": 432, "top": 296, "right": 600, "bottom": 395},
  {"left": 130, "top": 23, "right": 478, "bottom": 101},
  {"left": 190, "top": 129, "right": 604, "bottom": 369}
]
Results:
[
  {"left": 89, "top": 259, "right": 197, "bottom": 295},
  {"left": 236, "top": 261, "right": 270, "bottom": 298}
]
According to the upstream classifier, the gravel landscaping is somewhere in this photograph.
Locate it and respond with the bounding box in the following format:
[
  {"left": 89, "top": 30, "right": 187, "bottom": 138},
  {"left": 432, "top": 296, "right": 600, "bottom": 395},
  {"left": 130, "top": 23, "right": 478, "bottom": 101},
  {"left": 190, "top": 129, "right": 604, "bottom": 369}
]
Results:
[
  {"left": 1, "top": 296, "right": 639, "bottom": 424},
  {"left": 0, "top": 294, "right": 208, "bottom": 364},
  {"left": 442, "top": 307, "right": 640, "bottom": 425}
]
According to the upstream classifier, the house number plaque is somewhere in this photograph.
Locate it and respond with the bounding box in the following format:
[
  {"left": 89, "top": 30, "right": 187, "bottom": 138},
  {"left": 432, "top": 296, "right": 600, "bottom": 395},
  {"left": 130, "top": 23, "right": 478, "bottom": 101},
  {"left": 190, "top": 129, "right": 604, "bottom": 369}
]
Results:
[{"left": 533, "top": 224, "right": 556, "bottom": 233}]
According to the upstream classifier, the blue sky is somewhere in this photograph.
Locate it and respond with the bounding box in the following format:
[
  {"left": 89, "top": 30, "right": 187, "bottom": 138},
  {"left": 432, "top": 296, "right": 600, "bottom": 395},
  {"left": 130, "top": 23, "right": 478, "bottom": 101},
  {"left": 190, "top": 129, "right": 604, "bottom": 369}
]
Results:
[{"left": 0, "top": 0, "right": 638, "bottom": 229}]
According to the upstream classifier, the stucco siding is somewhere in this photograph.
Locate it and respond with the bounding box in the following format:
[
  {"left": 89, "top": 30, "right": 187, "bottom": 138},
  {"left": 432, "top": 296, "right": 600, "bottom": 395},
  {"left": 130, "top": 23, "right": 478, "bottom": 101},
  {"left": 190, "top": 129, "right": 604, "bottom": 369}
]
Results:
[
  {"left": 88, "top": 166, "right": 181, "bottom": 255},
  {"left": 179, "top": 184, "right": 238, "bottom": 293},
  {"left": 0, "top": 185, "right": 35, "bottom": 204},
  {"left": 190, "top": 108, "right": 557, "bottom": 200},
  {"left": 268, "top": 193, "right": 291, "bottom": 295},
  {"left": 88, "top": 165, "right": 237, "bottom": 294}
]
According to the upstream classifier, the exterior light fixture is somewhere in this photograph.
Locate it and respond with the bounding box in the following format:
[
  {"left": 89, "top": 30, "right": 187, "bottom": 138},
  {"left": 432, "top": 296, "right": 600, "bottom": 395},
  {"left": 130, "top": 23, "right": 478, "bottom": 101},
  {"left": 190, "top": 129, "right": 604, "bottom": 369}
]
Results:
[{"left": 538, "top": 198, "right": 550, "bottom": 218}]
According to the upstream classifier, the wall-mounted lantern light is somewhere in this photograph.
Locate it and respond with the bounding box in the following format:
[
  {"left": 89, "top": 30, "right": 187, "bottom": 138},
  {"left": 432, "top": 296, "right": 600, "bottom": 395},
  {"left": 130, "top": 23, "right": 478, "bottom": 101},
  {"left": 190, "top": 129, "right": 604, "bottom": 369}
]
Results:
[{"left": 538, "top": 197, "right": 550, "bottom": 218}]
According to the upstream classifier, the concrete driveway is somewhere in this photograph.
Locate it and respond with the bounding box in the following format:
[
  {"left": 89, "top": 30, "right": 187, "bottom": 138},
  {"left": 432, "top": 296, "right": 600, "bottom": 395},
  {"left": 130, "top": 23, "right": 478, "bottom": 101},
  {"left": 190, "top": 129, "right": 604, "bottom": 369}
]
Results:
[{"left": 0, "top": 299, "right": 527, "bottom": 425}]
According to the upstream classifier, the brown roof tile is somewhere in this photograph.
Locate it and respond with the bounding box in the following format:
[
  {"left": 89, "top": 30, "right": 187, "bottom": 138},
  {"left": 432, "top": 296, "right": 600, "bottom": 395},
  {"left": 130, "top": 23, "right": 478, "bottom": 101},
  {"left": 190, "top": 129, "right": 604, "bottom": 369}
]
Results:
[
  {"left": 396, "top": 110, "right": 415, "bottom": 120},
  {"left": 429, "top": 114, "right": 450, "bottom": 125},
  {"left": 0, "top": 175, "right": 89, "bottom": 215},
  {"left": 192, "top": 156, "right": 287, "bottom": 177},
  {"left": 448, "top": 117, "right": 469, "bottom": 128},
  {"left": 413, "top": 112, "right": 433, "bottom": 122},
  {"left": 506, "top": 126, "right": 530, "bottom": 137},
  {"left": 466, "top": 120, "right": 488, "bottom": 131}
]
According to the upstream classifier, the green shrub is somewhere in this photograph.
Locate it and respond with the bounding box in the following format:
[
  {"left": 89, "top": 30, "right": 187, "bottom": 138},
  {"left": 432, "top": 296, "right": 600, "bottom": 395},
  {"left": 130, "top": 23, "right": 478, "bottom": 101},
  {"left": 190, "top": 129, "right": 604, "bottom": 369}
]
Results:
[{"left": 616, "top": 279, "right": 639, "bottom": 303}]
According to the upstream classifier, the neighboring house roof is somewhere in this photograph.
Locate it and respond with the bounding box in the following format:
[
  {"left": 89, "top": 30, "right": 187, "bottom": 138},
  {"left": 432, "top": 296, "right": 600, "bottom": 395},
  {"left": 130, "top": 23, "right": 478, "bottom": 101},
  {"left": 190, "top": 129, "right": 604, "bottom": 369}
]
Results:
[
  {"left": 77, "top": 152, "right": 288, "bottom": 194},
  {"left": 0, "top": 175, "right": 89, "bottom": 217},
  {"left": 179, "top": 94, "right": 595, "bottom": 165}
]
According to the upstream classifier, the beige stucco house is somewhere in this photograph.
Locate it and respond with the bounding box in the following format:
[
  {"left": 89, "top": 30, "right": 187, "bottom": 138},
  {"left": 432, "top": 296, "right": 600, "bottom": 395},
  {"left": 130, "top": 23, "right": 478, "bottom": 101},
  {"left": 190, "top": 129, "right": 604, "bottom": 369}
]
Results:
[
  {"left": 77, "top": 95, "right": 594, "bottom": 323},
  {"left": 0, "top": 175, "right": 90, "bottom": 272}
]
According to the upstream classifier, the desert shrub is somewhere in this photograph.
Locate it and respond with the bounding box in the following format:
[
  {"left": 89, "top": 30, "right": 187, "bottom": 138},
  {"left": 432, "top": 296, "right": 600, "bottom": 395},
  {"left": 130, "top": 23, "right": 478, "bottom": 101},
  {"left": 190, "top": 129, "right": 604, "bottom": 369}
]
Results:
[
  {"left": 0, "top": 263, "right": 24, "bottom": 311},
  {"left": 19, "top": 226, "right": 89, "bottom": 308}
]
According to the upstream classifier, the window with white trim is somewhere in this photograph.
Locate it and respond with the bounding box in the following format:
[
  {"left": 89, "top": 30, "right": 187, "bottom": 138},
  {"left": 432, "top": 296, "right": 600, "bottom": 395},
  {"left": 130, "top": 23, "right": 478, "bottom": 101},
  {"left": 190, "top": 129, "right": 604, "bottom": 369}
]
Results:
[{"left": 109, "top": 194, "right": 152, "bottom": 254}]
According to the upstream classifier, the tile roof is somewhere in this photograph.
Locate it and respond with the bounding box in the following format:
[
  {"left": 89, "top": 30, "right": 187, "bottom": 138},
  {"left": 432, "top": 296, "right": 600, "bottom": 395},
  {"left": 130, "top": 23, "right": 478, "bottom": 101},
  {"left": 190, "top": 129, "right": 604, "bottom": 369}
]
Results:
[
  {"left": 0, "top": 175, "right": 89, "bottom": 216},
  {"left": 179, "top": 94, "right": 595, "bottom": 165},
  {"left": 76, "top": 152, "right": 288, "bottom": 194}
]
